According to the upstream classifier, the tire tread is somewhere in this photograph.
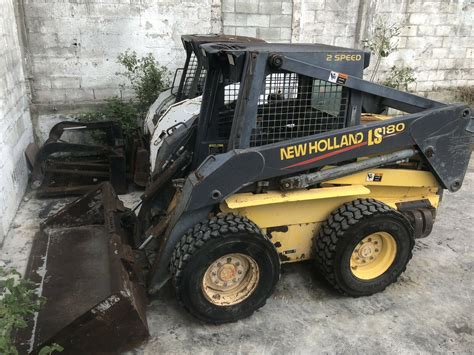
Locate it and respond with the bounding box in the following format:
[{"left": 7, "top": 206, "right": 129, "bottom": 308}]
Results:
[{"left": 313, "top": 198, "right": 414, "bottom": 296}]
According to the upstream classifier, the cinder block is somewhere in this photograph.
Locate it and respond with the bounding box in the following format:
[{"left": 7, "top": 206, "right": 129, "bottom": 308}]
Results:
[
  {"left": 447, "top": 47, "right": 467, "bottom": 59},
  {"left": 314, "top": 10, "right": 338, "bottom": 24},
  {"left": 399, "top": 25, "right": 416, "bottom": 38},
  {"left": 437, "top": 58, "right": 456, "bottom": 70},
  {"left": 235, "top": 26, "right": 257, "bottom": 37},
  {"left": 323, "top": 22, "right": 350, "bottom": 37},
  {"left": 223, "top": 26, "right": 237, "bottom": 35},
  {"left": 334, "top": 36, "right": 354, "bottom": 47},
  {"left": 222, "top": 0, "right": 235, "bottom": 12},
  {"left": 247, "top": 14, "right": 270, "bottom": 27},
  {"left": 436, "top": 25, "right": 452, "bottom": 37},
  {"left": 415, "top": 58, "right": 439, "bottom": 70},
  {"left": 257, "top": 27, "right": 282, "bottom": 41},
  {"left": 427, "top": 70, "right": 446, "bottom": 81},
  {"left": 270, "top": 15, "right": 292, "bottom": 28},
  {"left": 282, "top": 1, "right": 292, "bottom": 15},
  {"left": 417, "top": 25, "right": 436, "bottom": 36},
  {"left": 259, "top": 1, "right": 282, "bottom": 15},
  {"left": 235, "top": 0, "right": 259, "bottom": 13},
  {"left": 432, "top": 47, "right": 450, "bottom": 59},
  {"left": 223, "top": 12, "right": 248, "bottom": 26},
  {"left": 409, "top": 13, "right": 427, "bottom": 25},
  {"left": 304, "top": 1, "right": 326, "bottom": 11},
  {"left": 50, "top": 77, "right": 82, "bottom": 90}
]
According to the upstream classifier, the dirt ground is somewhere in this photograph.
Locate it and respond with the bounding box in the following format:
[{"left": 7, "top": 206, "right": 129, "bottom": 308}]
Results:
[{"left": 1, "top": 163, "right": 472, "bottom": 354}]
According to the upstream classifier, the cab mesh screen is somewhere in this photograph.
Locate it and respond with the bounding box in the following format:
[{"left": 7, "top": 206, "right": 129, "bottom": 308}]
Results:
[
  {"left": 217, "top": 83, "right": 240, "bottom": 138},
  {"left": 250, "top": 73, "right": 348, "bottom": 147},
  {"left": 182, "top": 52, "right": 207, "bottom": 99}
]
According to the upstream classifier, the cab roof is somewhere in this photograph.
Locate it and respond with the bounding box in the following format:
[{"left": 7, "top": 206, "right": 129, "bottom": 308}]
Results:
[
  {"left": 200, "top": 42, "right": 371, "bottom": 70},
  {"left": 181, "top": 34, "right": 265, "bottom": 45},
  {"left": 200, "top": 42, "right": 368, "bottom": 55}
]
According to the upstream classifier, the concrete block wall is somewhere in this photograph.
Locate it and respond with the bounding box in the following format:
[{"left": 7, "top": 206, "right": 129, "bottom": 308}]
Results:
[
  {"left": 224, "top": 0, "right": 473, "bottom": 97},
  {"left": 22, "top": 0, "right": 217, "bottom": 109},
  {"left": 0, "top": 0, "right": 34, "bottom": 241},
  {"left": 357, "top": 0, "right": 474, "bottom": 96},
  {"left": 19, "top": 0, "right": 472, "bottom": 117},
  {"left": 291, "top": 0, "right": 362, "bottom": 47},
  {"left": 222, "top": 0, "right": 293, "bottom": 41}
]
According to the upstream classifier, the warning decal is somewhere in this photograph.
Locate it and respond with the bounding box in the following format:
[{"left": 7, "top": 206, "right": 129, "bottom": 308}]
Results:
[
  {"left": 328, "top": 71, "right": 348, "bottom": 85},
  {"left": 366, "top": 172, "right": 383, "bottom": 182}
]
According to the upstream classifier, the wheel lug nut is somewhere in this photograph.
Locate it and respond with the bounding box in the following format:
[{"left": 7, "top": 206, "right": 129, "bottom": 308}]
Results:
[
  {"left": 375, "top": 249, "right": 379, "bottom": 252},
  {"left": 227, "top": 258, "right": 232, "bottom": 263},
  {"left": 238, "top": 270, "right": 242, "bottom": 274},
  {"left": 368, "top": 238, "right": 372, "bottom": 242}
]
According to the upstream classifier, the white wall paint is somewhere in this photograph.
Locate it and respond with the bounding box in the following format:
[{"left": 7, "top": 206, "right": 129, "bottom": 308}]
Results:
[{"left": 0, "top": 0, "right": 34, "bottom": 241}]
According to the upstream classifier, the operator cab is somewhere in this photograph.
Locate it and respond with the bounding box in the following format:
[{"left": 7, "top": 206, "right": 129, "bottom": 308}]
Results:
[{"left": 193, "top": 43, "right": 370, "bottom": 167}]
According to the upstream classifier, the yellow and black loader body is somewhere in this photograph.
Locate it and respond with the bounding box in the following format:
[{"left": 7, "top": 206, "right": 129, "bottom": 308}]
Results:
[
  {"left": 144, "top": 43, "right": 471, "bottom": 293},
  {"left": 20, "top": 42, "right": 473, "bottom": 353}
]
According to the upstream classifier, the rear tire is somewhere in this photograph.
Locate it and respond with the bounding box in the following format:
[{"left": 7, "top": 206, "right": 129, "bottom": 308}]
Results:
[
  {"left": 170, "top": 214, "right": 280, "bottom": 323},
  {"left": 313, "top": 198, "right": 414, "bottom": 297}
]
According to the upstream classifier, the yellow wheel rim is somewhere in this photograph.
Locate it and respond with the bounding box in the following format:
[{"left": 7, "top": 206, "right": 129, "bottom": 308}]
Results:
[
  {"left": 202, "top": 253, "right": 259, "bottom": 306},
  {"left": 350, "top": 232, "right": 397, "bottom": 280}
]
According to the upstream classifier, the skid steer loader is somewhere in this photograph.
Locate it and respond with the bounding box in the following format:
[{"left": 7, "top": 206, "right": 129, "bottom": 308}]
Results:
[
  {"left": 28, "top": 34, "right": 262, "bottom": 197},
  {"left": 19, "top": 42, "right": 473, "bottom": 353}
]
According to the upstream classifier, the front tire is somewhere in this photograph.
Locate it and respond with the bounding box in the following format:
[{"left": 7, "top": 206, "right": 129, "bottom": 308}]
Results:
[
  {"left": 313, "top": 199, "right": 414, "bottom": 297},
  {"left": 170, "top": 214, "right": 280, "bottom": 323}
]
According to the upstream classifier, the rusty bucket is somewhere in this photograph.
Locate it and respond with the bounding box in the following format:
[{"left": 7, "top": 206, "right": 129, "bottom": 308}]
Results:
[{"left": 16, "top": 183, "right": 148, "bottom": 354}]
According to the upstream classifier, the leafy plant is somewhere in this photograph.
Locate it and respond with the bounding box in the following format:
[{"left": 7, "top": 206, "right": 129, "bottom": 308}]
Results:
[
  {"left": 38, "top": 343, "right": 64, "bottom": 355},
  {"left": 78, "top": 97, "right": 140, "bottom": 138},
  {"left": 77, "top": 51, "right": 170, "bottom": 140},
  {"left": 383, "top": 65, "right": 416, "bottom": 91},
  {"left": 117, "top": 50, "right": 171, "bottom": 110},
  {"left": 363, "top": 16, "right": 401, "bottom": 82},
  {"left": 0, "top": 267, "right": 41, "bottom": 354},
  {"left": 0, "top": 267, "right": 63, "bottom": 354}
]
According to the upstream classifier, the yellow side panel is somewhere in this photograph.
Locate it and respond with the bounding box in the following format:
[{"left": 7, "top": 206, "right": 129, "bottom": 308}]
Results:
[
  {"left": 221, "top": 186, "right": 370, "bottom": 228},
  {"left": 324, "top": 168, "right": 439, "bottom": 188},
  {"left": 220, "top": 169, "right": 441, "bottom": 263},
  {"left": 264, "top": 223, "right": 320, "bottom": 263},
  {"left": 225, "top": 185, "right": 370, "bottom": 209}
]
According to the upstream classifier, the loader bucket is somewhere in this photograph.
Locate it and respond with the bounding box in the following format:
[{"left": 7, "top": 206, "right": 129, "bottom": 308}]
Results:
[{"left": 16, "top": 183, "right": 148, "bottom": 354}]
